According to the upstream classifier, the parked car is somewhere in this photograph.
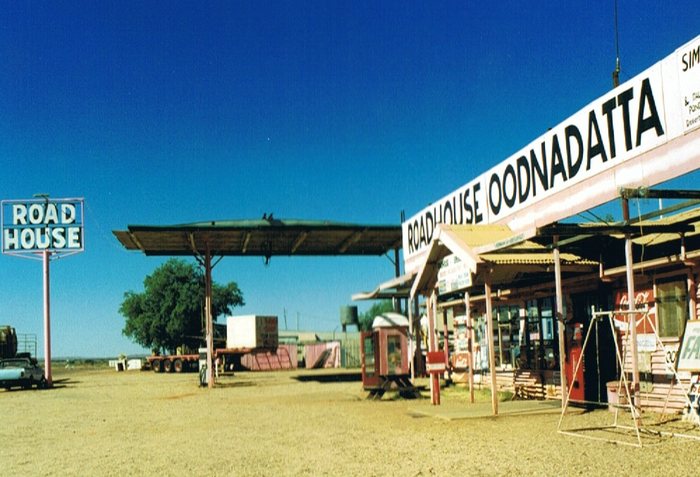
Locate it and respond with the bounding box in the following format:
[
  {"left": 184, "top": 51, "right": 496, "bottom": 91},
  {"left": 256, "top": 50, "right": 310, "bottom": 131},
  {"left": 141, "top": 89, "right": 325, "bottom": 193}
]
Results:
[{"left": 0, "top": 356, "right": 47, "bottom": 390}]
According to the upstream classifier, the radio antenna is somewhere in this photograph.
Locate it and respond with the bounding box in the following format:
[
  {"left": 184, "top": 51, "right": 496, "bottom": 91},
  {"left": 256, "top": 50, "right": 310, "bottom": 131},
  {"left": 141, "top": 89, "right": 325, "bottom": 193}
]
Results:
[{"left": 612, "top": 0, "right": 621, "bottom": 87}]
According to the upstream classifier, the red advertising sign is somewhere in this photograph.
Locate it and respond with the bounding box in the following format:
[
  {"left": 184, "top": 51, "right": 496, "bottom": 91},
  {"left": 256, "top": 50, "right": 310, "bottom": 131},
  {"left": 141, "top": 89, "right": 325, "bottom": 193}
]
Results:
[
  {"left": 426, "top": 351, "right": 446, "bottom": 374},
  {"left": 614, "top": 289, "right": 657, "bottom": 332}
]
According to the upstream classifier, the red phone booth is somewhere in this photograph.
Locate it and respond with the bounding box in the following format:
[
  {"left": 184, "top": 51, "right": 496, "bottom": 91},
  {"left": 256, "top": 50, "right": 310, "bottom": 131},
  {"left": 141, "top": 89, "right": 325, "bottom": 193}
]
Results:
[
  {"left": 565, "top": 323, "right": 585, "bottom": 403},
  {"left": 360, "top": 313, "right": 419, "bottom": 399}
]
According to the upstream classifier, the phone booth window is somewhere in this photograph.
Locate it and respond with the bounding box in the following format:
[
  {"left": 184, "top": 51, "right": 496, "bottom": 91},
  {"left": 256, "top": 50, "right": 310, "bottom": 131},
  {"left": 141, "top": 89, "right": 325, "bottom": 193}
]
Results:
[
  {"left": 387, "top": 335, "right": 402, "bottom": 373},
  {"left": 364, "top": 336, "right": 375, "bottom": 377}
]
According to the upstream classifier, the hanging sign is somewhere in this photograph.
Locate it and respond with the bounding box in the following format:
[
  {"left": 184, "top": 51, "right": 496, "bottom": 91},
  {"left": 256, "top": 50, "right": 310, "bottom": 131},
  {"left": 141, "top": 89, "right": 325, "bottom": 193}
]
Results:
[
  {"left": 437, "top": 253, "right": 472, "bottom": 295},
  {"left": 1, "top": 198, "right": 84, "bottom": 256}
]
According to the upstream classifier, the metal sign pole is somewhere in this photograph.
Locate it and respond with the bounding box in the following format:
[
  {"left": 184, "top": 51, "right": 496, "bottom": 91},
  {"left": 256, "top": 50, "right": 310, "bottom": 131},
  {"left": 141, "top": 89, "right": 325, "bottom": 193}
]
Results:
[{"left": 42, "top": 249, "right": 52, "bottom": 387}]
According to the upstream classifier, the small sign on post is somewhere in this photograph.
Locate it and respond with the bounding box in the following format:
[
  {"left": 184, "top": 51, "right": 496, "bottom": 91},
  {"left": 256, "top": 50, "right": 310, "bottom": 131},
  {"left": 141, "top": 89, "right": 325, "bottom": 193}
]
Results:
[{"left": 426, "top": 351, "right": 446, "bottom": 374}]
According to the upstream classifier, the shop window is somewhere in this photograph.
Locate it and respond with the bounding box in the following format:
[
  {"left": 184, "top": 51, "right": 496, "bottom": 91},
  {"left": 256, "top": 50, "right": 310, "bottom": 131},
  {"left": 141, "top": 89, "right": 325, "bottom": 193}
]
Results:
[
  {"left": 494, "top": 305, "right": 519, "bottom": 370},
  {"left": 521, "top": 297, "right": 560, "bottom": 371},
  {"left": 475, "top": 315, "right": 489, "bottom": 371},
  {"left": 656, "top": 279, "right": 688, "bottom": 339}
]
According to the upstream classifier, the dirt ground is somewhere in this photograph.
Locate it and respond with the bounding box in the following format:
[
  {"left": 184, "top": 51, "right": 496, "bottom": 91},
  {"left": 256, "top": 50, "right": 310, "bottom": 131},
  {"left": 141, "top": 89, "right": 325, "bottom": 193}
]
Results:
[{"left": 2, "top": 366, "right": 700, "bottom": 476}]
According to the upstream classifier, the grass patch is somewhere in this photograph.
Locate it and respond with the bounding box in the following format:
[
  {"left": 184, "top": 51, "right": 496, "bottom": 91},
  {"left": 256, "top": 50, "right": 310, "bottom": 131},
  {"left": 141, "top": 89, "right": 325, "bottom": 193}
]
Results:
[{"left": 440, "top": 384, "right": 513, "bottom": 402}]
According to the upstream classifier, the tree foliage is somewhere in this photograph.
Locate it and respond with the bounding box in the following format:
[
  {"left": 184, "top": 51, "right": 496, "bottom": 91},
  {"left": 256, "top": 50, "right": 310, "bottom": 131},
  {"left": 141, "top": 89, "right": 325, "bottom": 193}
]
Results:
[
  {"left": 120, "top": 258, "right": 244, "bottom": 354},
  {"left": 358, "top": 300, "right": 396, "bottom": 331}
]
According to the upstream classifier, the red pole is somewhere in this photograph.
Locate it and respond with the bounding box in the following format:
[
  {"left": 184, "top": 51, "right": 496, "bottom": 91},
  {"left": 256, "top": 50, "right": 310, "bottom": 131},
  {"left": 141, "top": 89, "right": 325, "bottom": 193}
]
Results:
[
  {"left": 43, "top": 250, "right": 52, "bottom": 387},
  {"left": 428, "top": 291, "right": 440, "bottom": 405}
]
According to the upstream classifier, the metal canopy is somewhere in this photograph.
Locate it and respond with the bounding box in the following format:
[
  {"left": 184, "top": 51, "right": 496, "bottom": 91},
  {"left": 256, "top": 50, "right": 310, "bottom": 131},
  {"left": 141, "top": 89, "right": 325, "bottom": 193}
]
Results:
[
  {"left": 113, "top": 218, "right": 402, "bottom": 258},
  {"left": 113, "top": 217, "right": 402, "bottom": 390}
]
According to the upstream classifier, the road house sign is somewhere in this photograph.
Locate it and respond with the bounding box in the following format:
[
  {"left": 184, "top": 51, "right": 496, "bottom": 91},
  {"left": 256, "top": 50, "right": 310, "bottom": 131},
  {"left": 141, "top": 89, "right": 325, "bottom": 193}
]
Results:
[{"left": 1, "top": 198, "right": 84, "bottom": 255}]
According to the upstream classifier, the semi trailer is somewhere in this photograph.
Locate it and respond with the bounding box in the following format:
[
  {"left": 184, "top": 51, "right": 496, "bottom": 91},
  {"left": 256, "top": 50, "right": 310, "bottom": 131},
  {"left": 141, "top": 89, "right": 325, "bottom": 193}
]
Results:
[{"left": 147, "top": 315, "right": 279, "bottom": 373}]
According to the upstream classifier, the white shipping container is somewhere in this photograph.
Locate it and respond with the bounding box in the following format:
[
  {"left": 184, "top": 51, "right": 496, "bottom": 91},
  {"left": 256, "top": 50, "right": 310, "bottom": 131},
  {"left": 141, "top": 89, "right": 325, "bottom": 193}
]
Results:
[{"left": 226, "top": 315, "right": 278, "bottom": 349}]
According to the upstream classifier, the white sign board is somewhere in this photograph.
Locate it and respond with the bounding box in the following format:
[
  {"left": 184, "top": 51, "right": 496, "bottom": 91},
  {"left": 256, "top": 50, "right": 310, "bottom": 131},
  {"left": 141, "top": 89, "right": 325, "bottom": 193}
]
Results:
[
  {"left": 678, "top": 321, "right": 700, "bottom": 372},
  {"left": 437, "top": 253, "right": 472, "bottom": 295},
  {"left": 679, "top": 42, "right": 700, "bottom": 133},
  {"left": 637, "top": 334, "right": 657, "bottom": 353},
  {"left": 403, "top": 34, "right": 700, "bottom": 273},
  {"left": 1, "top": 198, "right": 84, "bottom": 255}
]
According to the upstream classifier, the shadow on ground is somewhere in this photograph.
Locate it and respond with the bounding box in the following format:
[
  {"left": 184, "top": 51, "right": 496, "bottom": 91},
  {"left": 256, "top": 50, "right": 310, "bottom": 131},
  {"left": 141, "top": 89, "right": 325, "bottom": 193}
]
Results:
[
  {"left": 49, "top": 377, "right": 82, "bottom": 389},
  {"left": 294, "top": 372, "right": 362, "bottom": 383}
]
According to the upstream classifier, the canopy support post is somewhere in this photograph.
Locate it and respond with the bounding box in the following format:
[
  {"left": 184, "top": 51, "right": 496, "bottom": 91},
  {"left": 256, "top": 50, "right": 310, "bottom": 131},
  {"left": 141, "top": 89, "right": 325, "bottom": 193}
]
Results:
[{"left": 205, "top": 243, "right": 214, "bottom": 389}]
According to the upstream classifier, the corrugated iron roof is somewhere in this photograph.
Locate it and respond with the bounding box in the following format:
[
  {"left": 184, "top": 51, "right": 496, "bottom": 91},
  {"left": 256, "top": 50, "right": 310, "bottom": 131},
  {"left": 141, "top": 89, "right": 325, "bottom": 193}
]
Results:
[
  {"left": 410, "top": 224, "right": 598, "bottom": 296},
  {"left": 481, "top": 251, "right": 596, "bottom": 266},
  {"left": 628, "top": 207, "right": 700, "bottom": 247}
]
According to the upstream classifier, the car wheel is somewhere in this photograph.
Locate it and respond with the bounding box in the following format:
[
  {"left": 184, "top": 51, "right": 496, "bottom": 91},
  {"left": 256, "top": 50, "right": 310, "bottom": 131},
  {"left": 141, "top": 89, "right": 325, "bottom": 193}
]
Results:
[
  {"left": 38, "top": 376, "right": 47, "bottom": 389},
  {"left": 163, "top": 359, "right": 173, "bottom": 373}
]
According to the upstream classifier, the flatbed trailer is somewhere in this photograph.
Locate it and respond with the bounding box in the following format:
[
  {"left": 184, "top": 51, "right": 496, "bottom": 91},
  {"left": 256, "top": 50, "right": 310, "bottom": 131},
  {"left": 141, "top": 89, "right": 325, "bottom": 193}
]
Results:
[
  {"left": 147, "top": 348, "right": 256, "bottom": 373},
  {"left": 147, "top": 354, "right": 199, "bottom": 373}
]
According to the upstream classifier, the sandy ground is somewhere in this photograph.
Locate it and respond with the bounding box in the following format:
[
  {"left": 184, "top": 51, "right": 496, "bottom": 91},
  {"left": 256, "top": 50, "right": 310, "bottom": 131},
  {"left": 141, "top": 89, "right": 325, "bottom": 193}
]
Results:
[{"left": 2, "top": 366, "right": 700, "bottom": 476}]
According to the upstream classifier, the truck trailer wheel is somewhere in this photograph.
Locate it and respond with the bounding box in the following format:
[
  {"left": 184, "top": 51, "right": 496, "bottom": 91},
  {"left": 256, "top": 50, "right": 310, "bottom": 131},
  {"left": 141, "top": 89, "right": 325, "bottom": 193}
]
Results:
[
  {"left": 173, "top": 359, "right": 184, "bottom": 373},
  {"left": 163, "top": 359, "right": 173, "bottom": 373},
  {"left": 151, "top": 360, "right": 163, "bottom": 373}
]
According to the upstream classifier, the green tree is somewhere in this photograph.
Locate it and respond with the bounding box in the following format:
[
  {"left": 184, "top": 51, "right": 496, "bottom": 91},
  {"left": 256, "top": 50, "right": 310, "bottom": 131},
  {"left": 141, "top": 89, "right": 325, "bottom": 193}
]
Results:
[
  {"left": 120, "top": 258, "right": 244, "bottom": 354},
  {"left": 358, "top": 300, "right": 396, "bottom": 331}
]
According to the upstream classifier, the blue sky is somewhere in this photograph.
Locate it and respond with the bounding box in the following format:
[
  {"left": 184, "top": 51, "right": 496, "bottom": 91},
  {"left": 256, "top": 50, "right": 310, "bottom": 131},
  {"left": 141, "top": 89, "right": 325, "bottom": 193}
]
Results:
[{"left": 0, "top": 2, "right": 698, "bottom": 357}]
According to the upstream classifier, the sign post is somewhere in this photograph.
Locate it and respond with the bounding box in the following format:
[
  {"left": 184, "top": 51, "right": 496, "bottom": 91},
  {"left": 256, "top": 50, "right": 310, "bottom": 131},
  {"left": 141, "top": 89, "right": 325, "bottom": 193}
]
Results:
[{"left": 1, "top": 197, "right": 84, "bottom": 387}]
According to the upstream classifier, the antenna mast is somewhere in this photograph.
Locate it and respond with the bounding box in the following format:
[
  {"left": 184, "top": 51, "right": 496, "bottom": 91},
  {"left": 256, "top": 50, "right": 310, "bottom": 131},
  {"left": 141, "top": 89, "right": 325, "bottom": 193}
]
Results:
[{"left": 612, "top": 0, "right": 621, "bottom": 87}]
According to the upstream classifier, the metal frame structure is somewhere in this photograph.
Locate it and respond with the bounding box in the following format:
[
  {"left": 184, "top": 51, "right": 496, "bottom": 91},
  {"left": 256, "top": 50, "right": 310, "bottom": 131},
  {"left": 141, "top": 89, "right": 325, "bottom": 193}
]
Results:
[{"left": 557, "top": 307, "right": 700, "bottom": 447}]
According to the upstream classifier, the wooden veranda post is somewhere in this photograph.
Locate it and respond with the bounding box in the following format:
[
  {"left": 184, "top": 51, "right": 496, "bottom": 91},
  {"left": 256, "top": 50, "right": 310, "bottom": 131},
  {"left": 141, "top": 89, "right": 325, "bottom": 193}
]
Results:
[
  {"left": 622, "top": 197, "right": 641, "bottom": 411},
  {"left": 428, "top": 290, "right": 440, "bottom": 405},
  {"left": 553, "top": 236, "right": 568, "bottom": 409},
  {"left": 465, "top": 291, "right": 475, "bottom": 404},
  {"left": 484, "top": 271, "right": 498, "bottom": 416}
]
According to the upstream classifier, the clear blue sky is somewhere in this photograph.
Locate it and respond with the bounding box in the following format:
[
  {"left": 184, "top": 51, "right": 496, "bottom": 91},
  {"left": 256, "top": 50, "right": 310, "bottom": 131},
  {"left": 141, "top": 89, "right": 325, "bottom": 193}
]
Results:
[{"left": 0, "top": 2, "right": 697, "bottom": 357}]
